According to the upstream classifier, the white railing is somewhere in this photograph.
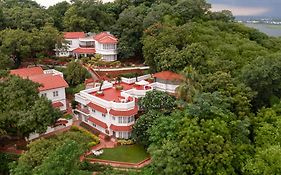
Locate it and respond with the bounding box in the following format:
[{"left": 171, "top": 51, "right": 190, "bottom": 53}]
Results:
[
  {"left": 75, "top": 93, "right": 90, "bottom": 106},
  {"left": 121, "top": 74, "right": 151, "bottom": 84},
  {"left": 78, "top": 84, "right": 135, "bottom": 111},
  {"left": 44, "top": 69, "right": 64, "bottom": 78},
  {"left": 150, "top": 82, "right": 179, "bottom": 93},
  {"left": 26, "top": 119, "right": 73, "bottom": 141},
  {"left": 122, "top": 88, "right": 153, "bottom": 98}
]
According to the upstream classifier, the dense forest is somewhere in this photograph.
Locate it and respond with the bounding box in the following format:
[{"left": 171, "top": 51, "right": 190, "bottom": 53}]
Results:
[{"left": 1, "top": 0, "right": 281, "bottom": 174}]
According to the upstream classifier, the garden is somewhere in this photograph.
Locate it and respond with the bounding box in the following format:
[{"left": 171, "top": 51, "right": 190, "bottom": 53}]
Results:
[{"left": 88, "top": 144, "right": 149, "bottom": 163}]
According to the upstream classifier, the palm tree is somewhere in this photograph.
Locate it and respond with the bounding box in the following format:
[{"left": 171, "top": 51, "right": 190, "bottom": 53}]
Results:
[
  {"left": 176, "top": 65, "right": 201, "bottom": 103},
  {"left": 98, "top": 80, "right": 104, "bottom": 92}
]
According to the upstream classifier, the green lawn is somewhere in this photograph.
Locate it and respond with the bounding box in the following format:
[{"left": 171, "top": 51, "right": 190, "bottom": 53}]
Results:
[{"left": 88, "top": 144, "right": 149, "bottom": 163}]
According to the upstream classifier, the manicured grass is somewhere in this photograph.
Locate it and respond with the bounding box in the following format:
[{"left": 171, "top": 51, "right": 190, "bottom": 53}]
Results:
[{"left": 88, "top": 144, "right": 149, "bottom": 163}]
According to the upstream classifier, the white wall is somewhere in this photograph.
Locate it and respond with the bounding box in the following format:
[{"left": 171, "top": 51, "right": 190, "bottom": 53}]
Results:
[
  {"left": 66, "top": 39, "right": 80, "bottom": 49},
  {"left": 39, "top": 87, "right": 67, "bottom": 111}
]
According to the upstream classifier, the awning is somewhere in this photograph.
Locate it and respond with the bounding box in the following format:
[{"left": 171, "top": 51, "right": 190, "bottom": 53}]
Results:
[
  {"left": 73, "top": 48, "right": 96, "bottom": 54},
  {"left": 88, "top": 102, "right": 107, "bottom": 114},
  {"left": 110, "top": 124, "right": 133, "bottom": 131},
  {"left": 88, "top": 117, "right": 108, "bottom": 129},
  {"left": 109, "top": 106, "right": 138, "bottom": 116},
  {"left": 52, "top": 101, "right": 64, "bottom": 108}
]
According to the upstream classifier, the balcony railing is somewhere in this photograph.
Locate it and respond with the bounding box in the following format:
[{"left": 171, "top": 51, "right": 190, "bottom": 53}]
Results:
[
  {"left": 79, "top": 44, "right": 95, "bottom": 48},
  {"left": 76, "top": 105, "right": 90, "bottom": 115}
]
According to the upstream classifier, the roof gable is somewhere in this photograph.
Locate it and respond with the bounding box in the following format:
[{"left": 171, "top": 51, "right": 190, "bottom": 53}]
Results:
[
  {"left": 94, "top": 32, "right": 118, "bottom": 44},
  {"left": 29, "top": 74, "right": 69, "bottom": 91},
  {"left": 153, "top": 71, "right": 183, "bottom": 81},
  {"left": 10, "top": 67, "right": 44, "bottom": 77}
]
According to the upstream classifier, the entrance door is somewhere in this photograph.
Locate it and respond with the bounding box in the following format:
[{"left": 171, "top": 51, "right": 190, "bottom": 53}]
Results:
[{"left": 113, "top": 131, "right": 116, "bottom": 137}]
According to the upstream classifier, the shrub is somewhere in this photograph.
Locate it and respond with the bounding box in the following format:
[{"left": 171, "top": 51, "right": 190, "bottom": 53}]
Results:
[
  {"left": 120, "top": 73, "right": 139, "bottom": 78},
  {"left": 117, "top": 139, "right": 134, "bottom": 145},
  {"left": 63, "top": 114, "right": 73, "bottom": 120},
  {"left": 79, "top": 161, "right": 111, "bottom": 171},
  {"left": 70, "top": 126, "right": 100, "bottom": 144}
]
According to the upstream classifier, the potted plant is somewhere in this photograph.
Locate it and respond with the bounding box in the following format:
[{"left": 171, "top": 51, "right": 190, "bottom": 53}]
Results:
[{"left": 115, "top": 76, "right": 123, "bottom": 90}]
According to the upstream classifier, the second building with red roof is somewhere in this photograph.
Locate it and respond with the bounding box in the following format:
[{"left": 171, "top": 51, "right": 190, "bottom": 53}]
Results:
[{"left": 57, "top": 31, "right": 118, "bottom": 62}]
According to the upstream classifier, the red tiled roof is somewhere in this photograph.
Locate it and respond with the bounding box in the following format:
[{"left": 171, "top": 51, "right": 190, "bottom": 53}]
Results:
[
  {"left": 110, "top": 124, "right": 133, "bottom": 131},
  {"left": 52, "top": 101, "right": 64, "bottom": 108},
  {"left": 10, "top": 67, "right": 44, "bottom": 77},
  {"left": 153, "top": 71, "right": 183, "bottom": 81},
  {"left": 109, "top": 106, "right": 138, "bottom": 116},
  {"left": 73, "top": 48, "right": 96, "bottom": 54},
  {"left": 64, "top": 32, "right": 85, "bottom": 39},
  {"left": 88, "top": 102, "right": 107, "bottom": 114},
  {"left": 29, "top": 74, "right": 69, "bottom": 91},
  {"left": 88, "top": 117, "right": 108, "bottom": 129},
  {"left": 94, "top": 32, "right": 118, "bottom": 44}
]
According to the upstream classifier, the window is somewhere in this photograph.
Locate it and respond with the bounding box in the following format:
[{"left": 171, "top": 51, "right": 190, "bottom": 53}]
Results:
[
  {"left": 53, "top": 91, "right": 58, "bottom": 97},
  {"left": 112, "top": 116, "right": 115, "bottom": 120},
  {"left": 103, "top": 44, "right": 116, "bottom": 50},
  {"left": 102, "top": 113, "right": 106, "bottom": 117},
  {"left": 92, "top": 109, "right": 96, "bottom": 113},
  {"left": 119, "top": 132, "right": 123, "bottom": 138},
  {"left": 42, "top": 93, "right": 47, "bottom": 97},
  {"left": 92, "top": 123, "right": 96, "bottom": 127},
  {"left": 128, "top": 132, "right": 132, "bottom": 138},
  {"left": 118, "top": 117, "right": 123, "bottom": 123}
]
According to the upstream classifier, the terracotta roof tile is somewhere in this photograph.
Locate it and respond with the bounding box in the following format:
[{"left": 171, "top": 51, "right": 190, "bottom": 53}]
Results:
[
  {"left": 64, "top": 32, "right": 85, "bottom": 39},
  {"left": 88, "top": 102, "right": 107, "bottom": 114},
  {"left": 10, "top": 67, "right": 44, "bottom": 77},
  {"left": 88, "top": 117, "right": 108, "bottom": 129},
  {"left": 29, "top": 74, "right": 69, "bottom": 91},
  {"left": 94, "top": 32, "right": 118, "bottom": 44},
  {"left": 73, "top": 48, "right": 96, "bottom": 54},
  {"left": 153, "top": 71, "right": 183, "bottom": 81},
  {"left": 109, "top": 106, "right": 138, "bottom": 116},
  {"left": 110, "top": 124, "right": 133, "bottom": 131}
]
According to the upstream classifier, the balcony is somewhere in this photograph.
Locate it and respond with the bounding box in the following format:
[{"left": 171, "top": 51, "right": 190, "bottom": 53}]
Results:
[
  {"left": 79, "top": 44, "right": 95, "bottom": 48},
  {"left": 76, "top": 105, "right": 90, "bottom": 115}
]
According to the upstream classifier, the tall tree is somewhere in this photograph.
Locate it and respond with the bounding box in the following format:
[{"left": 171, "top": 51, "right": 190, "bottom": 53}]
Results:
[
  {"left": 241, "top": 53, "right": 281, "bottom": 109},
  {"left": 0, "top": 75, "right": 61, "bottom": 137},
  {"left": 112, "top": 4, "right": 149, "bottom": 59},
  {"left": 65, "top": 61, "right": 91, "bottom": 86}
]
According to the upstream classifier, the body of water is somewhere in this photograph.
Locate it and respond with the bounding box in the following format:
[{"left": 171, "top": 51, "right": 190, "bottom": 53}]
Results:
[{"left": 244, "top": 23, "right": 281, "bottom": 37}]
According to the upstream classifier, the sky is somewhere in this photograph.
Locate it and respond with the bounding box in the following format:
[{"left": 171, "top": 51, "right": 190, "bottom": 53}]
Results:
[
  {"left": 35, "top": 0, "right": 281, "bottom": 17},
  {"left": 209, "top": 0, "right": 281, "bottom": 17}
]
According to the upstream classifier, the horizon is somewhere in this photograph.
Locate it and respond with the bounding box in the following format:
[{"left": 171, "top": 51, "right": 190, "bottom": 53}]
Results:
[{"left": 34, "top": 0, "right": 281, "bottom": 18}]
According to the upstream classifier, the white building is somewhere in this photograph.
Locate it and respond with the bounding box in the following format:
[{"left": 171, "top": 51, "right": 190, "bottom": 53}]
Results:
[
  {"left": 57, "top": 32, "right": 118, "bottom": 62},
  {"left": 74, "top": 71, "right": 182, "bottom": 139},
  {"left": 10, "top": 67, "right": 69, "bottom": 111}
]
